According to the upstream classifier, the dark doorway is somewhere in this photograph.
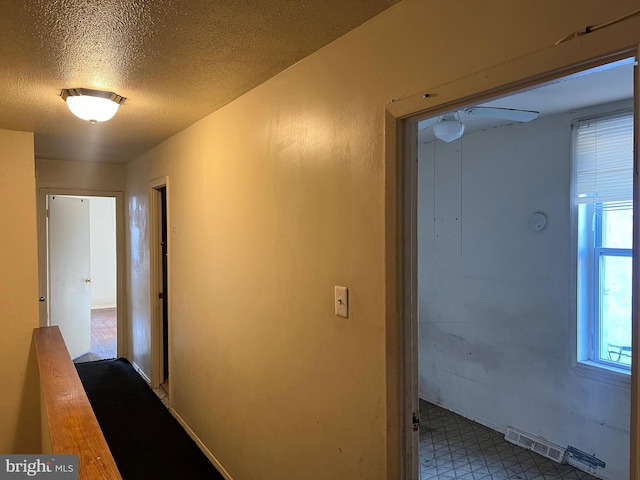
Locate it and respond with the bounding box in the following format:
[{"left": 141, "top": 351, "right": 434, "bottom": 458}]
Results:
[{"left": 159, "top": 186, "right": 169, "bottom": 385}]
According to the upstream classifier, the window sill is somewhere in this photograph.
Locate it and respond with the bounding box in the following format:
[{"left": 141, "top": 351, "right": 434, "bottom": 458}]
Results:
[{"left": 573, "top": 360, "right": 630, "bottom": 388}]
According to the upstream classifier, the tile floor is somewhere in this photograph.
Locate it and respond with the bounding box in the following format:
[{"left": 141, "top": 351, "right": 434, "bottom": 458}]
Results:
[
  {"left": 419, "top": 399, "right": 600, "bottom": 480},
  {"left": 74, "top": 307, "right": 117, "bottom": 363}
]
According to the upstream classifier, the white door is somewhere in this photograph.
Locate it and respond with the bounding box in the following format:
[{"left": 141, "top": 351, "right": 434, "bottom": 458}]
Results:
[{"left": 48, "top": 195, "right": 92, "bottom": 358}]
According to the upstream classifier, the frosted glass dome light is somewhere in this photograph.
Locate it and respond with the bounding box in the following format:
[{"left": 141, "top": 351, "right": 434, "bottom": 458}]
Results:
[
  {"left": 61, "top": 88, "right": 126, "bottom": 123},
  {"left": 433, "top": 112, "right": 465, "bottom": 143}
]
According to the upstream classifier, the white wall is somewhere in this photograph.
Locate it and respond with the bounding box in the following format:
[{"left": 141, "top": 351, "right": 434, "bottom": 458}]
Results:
[
  {"left": 418, "top": 103, "right": 631, "bottom": 479},
  {"left": 90, "top": 197, "right": 117, "bottom": 308}
]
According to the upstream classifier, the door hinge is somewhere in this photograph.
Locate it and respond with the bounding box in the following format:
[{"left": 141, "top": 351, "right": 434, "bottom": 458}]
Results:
[
  {"left": 159, "top": 292, "right": 164, "bottom": 299},
  {"left": 412, "top": 412, "right": 420, "bottom": 432}
]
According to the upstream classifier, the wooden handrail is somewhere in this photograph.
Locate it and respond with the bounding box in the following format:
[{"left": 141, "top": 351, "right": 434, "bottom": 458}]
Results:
[{"left": 34, "top": 326, "right": 122, "bottom": 480}]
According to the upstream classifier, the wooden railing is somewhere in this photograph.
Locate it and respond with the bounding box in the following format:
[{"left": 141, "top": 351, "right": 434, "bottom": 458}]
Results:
[{"left": 34, "top": 326, "right": 122, "bottom": 480}]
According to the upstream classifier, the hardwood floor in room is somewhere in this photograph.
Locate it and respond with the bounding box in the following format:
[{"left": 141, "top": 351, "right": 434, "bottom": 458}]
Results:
[{"left": 74, "top": 307, "right": 117, "bottom": 363}]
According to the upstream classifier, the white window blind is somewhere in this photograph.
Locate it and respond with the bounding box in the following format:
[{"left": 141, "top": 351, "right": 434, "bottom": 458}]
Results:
[{"left": 574, "top": 112, "right": 633, "bottom": 208}]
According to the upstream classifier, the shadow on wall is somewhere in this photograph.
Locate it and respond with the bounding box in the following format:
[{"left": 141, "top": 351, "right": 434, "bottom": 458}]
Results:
[{"left": 13, "top": 340, "right": 41, "bottom": 452}]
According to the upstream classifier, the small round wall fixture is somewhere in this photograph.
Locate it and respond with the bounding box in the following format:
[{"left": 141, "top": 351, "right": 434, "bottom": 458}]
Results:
[
  {"left": 61, "top": 88, "right": 126, "bottom": 124},
  {"left": 528, "top": 212, "right": 547, "bottom": 232}
]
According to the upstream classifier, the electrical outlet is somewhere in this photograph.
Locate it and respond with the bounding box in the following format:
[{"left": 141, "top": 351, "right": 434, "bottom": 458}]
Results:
[{"left": 334, "top": 286, "right": 348, "bottom": 318}]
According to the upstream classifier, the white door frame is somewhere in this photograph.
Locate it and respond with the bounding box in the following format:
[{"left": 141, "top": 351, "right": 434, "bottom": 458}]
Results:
[
  {"left": 37, "top": 187, "right": 126, "bottom": 358},
  {"left": 384, "top": 35, "right": 640, "bottom": 480},
  {"left": 149, "top": 177, "right": 170, "bottom": 394}
]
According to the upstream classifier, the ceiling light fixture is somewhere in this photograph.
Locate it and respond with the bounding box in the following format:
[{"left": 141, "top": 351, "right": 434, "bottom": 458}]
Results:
[
  {"left": 61, "top": 88, "right": 126, "bottom": 124},
  {"left": 432, "top": 111, "right": 465, "bottom": 143}
]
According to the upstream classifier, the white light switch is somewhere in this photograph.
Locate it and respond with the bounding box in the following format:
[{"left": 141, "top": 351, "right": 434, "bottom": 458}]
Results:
[{"left": 335, "top": 286, "right": 348, "bottom": 318}]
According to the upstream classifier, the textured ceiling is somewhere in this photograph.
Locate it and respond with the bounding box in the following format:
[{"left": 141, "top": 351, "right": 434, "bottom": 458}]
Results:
[{"left": 0, "top": 0, "right": 399, "bottom": 163}]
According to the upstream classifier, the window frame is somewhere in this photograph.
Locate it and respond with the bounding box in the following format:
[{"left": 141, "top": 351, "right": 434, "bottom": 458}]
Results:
[
  {"left": 573, "top": 108, "right": 634, "bottom": 386},
  {"left": 592, "top": 204, "right": 632, "bottom": 369}
]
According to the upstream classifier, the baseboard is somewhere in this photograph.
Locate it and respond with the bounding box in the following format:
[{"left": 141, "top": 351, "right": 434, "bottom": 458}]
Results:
[
  {"left": 418, "top": 393, "right": 505, "bottom": 434},
  {"left": 131, "top": 361, "right": 151, "bottom": 384},
  {"left": 129, "top": 361, "right": 231, "bottom": 479},
  {"left": 171, "top": 408, "right": 234, "bottom": 480}
]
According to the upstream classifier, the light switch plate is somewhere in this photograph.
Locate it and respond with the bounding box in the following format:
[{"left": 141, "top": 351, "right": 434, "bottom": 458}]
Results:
[{"left": 335, "top": 286, "right": 348, "bottom": 318}]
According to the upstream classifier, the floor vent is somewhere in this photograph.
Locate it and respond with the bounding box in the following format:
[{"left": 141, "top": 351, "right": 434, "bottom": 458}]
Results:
[{"left": 505, "top": 426, "right": 566, "bottom": 463}]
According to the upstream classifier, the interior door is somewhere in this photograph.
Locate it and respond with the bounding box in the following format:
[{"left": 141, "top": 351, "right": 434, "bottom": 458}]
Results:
[{"left": 48, "top": 195, "right": 92, "bottom": 358}]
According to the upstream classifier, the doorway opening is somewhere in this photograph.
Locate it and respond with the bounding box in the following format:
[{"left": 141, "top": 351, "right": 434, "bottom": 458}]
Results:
[
  {"left": 150, "top": 179, "right": 170, "bottom": 396},
  {"left": 46, "top": 194, "right": 118, "bottom": 363},
  {"left": 159, "top": 186, "right": 169, "bottom": 387},
  {"left": 414, "top": 58, "right": 633, "bottom": 480},
  {"left": 386, "top": 49, "right": 640, "bottom": 480}
]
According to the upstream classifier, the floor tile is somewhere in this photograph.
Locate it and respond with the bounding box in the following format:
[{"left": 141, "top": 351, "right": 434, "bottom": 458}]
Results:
[{"left": 418, "top": 400, "right": 600, "bottom": 480}]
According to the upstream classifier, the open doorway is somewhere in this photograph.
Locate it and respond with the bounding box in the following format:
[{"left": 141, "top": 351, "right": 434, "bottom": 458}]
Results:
[
  {"left": 46, "top": 194, "right": 118, "bottom": 363},
  {"left": 150, "top": 179, "right": 170, "bottom": 398},
  {"left": 414, "top": 58, "right": 634, "bottom": 480},
  {"left": 384, "top": 48, "right": 640, "bottom": 480},
  {"left": 159, "top": 186, "right": 169, "bottom": 388}
]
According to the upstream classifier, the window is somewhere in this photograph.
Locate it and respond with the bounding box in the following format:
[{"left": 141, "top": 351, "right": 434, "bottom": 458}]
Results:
[{"left": 574, "top": 111, "right": 633, "bottom": 374}]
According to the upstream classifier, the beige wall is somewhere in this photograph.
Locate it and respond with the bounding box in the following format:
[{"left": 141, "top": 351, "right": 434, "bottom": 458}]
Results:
[
  {"left": 125, "top": 1, "right": 640, "bottom": 479},
  {"left": 0, "top": 129, "right": 40, "bottom": 453},
  {"left": 125, "top": 158, "right": 154, "bottom": 376},
  {"left": 36, "top": 159, "right": 125, "bottom": 192}
]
